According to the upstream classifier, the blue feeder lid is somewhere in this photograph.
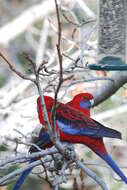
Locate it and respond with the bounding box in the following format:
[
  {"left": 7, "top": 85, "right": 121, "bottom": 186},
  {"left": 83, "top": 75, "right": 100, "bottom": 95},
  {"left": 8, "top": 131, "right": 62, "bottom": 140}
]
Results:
[{"left": 88, "top": 56, "right": 127, "bottom": 71}]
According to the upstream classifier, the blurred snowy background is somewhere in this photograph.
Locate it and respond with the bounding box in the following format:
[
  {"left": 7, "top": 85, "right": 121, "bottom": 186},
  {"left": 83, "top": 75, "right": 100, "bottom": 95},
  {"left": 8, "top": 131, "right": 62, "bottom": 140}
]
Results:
[{"left": 0, "top": 0, "right": 127, "bottom": 189}]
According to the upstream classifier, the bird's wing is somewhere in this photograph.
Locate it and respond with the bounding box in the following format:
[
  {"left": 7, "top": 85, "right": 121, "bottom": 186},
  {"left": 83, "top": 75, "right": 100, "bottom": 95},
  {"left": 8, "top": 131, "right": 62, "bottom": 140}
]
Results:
[
  {"left": 56, "top": 104, "right": 121, "bottom": 139},
  {"left": 56, "top": 104, "right": 99, "bottom": 137}
]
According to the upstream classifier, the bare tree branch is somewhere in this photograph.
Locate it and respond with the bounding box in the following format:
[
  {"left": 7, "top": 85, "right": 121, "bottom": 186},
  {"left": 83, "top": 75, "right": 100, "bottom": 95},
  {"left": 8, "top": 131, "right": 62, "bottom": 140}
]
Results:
[
  {"left": 94, "top": 71, "right": 127, "bottom": 106},
  {"left": 51, "top": 0, "right": 63, "bottom": 139},
  {"left": 0, "top": 52, "right": 36, "bottom": 83},
  {"left": 76, "top": 160, "right": 108, "bottom": 190},
  {"left": 1, "top": 1, "right": 127, "bottom": 189}
]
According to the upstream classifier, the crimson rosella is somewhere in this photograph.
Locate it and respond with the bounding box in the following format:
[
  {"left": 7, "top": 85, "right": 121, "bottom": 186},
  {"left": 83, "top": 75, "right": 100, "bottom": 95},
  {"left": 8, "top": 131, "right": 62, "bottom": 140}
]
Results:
[
  {"left": 12, "top": 93, "right": 92, "bottom": 190},
  {"left": 13, "top": 94, "right": 127, "bottom": 190},
  {"left": 37, "top": 95, "right": 127, "bottom": 184}
]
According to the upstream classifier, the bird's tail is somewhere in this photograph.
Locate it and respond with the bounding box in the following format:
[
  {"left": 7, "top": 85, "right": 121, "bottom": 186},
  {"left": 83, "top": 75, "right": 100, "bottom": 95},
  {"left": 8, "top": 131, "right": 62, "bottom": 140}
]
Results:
[
  {"left": 94, "top": 120, "right": 122, "bottom": 139},
  {"left": 13, "top": 160, "right": 34, "bottom": 190},
  {"left": 97, "top": 151, "right": 127, "bottom": 184}
]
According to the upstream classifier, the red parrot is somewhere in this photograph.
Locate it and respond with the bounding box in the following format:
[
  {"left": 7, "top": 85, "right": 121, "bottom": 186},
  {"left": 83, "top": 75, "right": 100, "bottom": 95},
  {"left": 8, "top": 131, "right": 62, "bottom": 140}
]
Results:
[
  {"left": 37, "top": 92, "right": 93, "bottom": 147},
  {"left": 38, "top": 92, "right": 93, "bottom": 148},
  {"left": 12, "top": 93, "right": 92, "bottom": 190},
  {"left": 13, "top": 93, "right": 127, "bottom": 190},
  {"left": 37, "top": 95, "right": 127, "bottom": 184}
]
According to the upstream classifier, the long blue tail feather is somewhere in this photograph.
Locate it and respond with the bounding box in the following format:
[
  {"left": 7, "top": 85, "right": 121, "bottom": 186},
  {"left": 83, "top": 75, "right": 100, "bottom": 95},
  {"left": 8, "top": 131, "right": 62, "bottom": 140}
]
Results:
[
  {"left": 97, "top": 152, "right": 127, "bottom": 184},
  {"left": 13, "top": 160, "right": 34, "bottom": 190},
  {"left": 13, "top": 130, "right": 51, "bottom": 190}
]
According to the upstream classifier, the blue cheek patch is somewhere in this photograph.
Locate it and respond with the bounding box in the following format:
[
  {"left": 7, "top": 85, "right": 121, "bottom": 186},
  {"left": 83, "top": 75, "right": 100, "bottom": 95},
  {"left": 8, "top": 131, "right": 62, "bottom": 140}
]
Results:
[{"left": 80, "top": 101, "right": 91, "bottom": 109}]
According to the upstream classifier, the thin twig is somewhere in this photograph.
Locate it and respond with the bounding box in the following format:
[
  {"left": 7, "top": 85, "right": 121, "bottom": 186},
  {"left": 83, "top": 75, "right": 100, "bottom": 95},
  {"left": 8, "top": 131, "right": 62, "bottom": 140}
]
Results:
[
  {"left": 76, "top": 160, "right": 108, "bottom": 190},
  {"left": 51, "top": 0, "right": 63, "bottom": 140},
  {"left": 40, "top": 158, "right": 49, "bottom": 181},
  {"left": 23, "top": 53, "right": 53, "bottom": 136},
  {"left": 0, "top": 52, "right": 36, "bottom": 84},
  {"left": 36, "top": 74, "right": 53, "bottom": 135},
  {"left": 62, "top": 11, "right": 96, "bottom": 27}
]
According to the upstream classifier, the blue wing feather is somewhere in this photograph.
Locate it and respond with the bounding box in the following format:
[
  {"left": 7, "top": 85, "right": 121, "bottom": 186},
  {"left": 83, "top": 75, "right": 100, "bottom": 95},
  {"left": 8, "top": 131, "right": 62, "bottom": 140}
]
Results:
[
  {"left": 57, "top": 119, "right": 97, "bottom": 136},
  {"left": 56, "top": 115, "right": 121, "bottom": 139}
]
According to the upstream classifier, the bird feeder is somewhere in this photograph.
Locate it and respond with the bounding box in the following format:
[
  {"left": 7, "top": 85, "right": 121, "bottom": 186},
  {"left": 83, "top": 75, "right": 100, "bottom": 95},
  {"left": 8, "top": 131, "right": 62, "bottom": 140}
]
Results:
[{"left": 89, "top": 0, "right": 127, "bottom": 71}]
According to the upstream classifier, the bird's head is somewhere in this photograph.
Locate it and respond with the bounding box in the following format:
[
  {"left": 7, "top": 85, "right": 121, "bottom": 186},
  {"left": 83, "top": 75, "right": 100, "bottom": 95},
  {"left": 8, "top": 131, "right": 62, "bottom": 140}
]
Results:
[
  {"left": 72, "top": 93, "right": 94, "bottom": 109},
  {"left": 29, "top": 128, "right": 51, "bottom": 153}
]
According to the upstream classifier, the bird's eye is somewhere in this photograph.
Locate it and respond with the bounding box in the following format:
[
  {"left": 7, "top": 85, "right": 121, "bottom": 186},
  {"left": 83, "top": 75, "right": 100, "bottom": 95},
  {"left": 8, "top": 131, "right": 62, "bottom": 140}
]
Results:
[{"left": 83, "top": 97, "right": 88, "bottom": 101}]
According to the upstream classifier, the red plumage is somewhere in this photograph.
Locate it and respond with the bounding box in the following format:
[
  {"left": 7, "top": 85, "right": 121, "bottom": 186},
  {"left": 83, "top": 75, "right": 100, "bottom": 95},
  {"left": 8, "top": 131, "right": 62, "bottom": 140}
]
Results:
[
  {"left": 37, "top": 96, "right": 120, "bottom": 155},
  {"left": 66, "top": 93, "right": 93, "bottom": 116},
  {"left": 37, "top": 95, "right": 127, "bottom": 184}
]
